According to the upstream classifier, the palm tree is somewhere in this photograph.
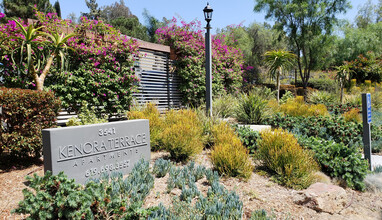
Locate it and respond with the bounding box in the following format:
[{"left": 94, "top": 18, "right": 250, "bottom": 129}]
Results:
[
  {"left": 13, "top": 20, "right": 75, "bottom": 91},
  {"left": 264, "top": 49, "right": 296, "bottom": 103}
]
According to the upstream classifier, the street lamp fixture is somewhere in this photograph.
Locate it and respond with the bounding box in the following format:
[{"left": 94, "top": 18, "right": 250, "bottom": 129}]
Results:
[
  {"left": 204, "top": 3, "right": 213, "bottom": 117},
  {"left": 203, "top": 3, "right": 213, "bottom": 26}
]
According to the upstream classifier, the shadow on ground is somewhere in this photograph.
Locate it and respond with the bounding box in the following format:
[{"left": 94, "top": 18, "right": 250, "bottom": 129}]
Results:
[{"left": 0, "top": 153, "right": 43, "bottom": 174}]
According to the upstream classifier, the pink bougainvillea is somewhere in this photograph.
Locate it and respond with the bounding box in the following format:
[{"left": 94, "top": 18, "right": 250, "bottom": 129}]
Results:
[
  {"left": 0, "top": 9, "right": 140, "bottom": 115},
  {"left": 156, "top": 17, "right": 244, "bottom": 106}
]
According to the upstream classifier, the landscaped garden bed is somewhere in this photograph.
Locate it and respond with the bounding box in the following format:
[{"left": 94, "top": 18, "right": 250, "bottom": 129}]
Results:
[
  {"left": 1, "top": 150, "right": 382, "bottom": 219},
  {"left": 1, "top": 4, "right": 382, "bottom": 219}
]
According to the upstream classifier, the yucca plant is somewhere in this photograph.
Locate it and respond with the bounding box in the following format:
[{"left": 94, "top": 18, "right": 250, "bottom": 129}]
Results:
[{"left": 235, "top": 92, "right": 268, "bottom": 124}]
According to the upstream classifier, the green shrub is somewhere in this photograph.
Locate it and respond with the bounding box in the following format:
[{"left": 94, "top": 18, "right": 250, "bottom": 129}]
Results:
[
  {"left": 308, "top": 90, "right": 338, "bottom": 106},
  {"left": 13, "top": 159, "right": 156, "bottom": 219},
  {"left": 298, "top": 136, "right": 368, "bottom": 191},
  {"left": 371, "top": 123, "right": 382, "bottom": 153},
  {"left": 210, "top": 123, "right": 253, "bottom": 179},
  {"left": 212, "top": 94, "right": 238, "bottom": 118},
  {"left": 161, "top": 109, "right": 204, "bottom": 162},
  {"left": 257, "top": 128, "right": 319, "bottom": 189},
  {"left": 279, "top": 90, "right": 294, "bottom": 105},
  {"left": 195, "top": 107, "right": 221, "bottom": 148},
  {"left": 265, "top": 114, "right": 363, "bottom": 147},
  {"left": 371, "top": 90, "right": 382, "bottom": 110},
  {"left": 234, "top": 125, "right": 261, "bottom": 154},
  {"left": 66, "top": 101, "right": 108, "bottom": 126},
  {"left": 48, "top": 64, "right": 137, "bottom": 118},
  {"left": 235, "top": 92, "right": 268, "bottom": 124},
  {"left": 251, "top": 86, "right": 276, "bottom": 100},
  {"left": 127, "top": 103, "right": 164, "bottom": 150},
  {"left": 294, "top": 78, "right": 338, "bottom": 92},
  {"left": 0, "top": 87, "right": 61, "bottom": 157},
  {"left": 327, "top": 103, "right": 361, "bottom": 115}
]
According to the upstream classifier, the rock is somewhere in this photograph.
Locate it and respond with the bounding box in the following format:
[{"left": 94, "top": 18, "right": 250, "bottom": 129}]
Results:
[
  {"left": 294, "top": 182, "right": 348, "bottom": 214},
  {"left": 312, "top": 171, "right": 332, "bottom": 184},
  {"left": 364, "top": 173, "right": 382, "bottom": 192}
]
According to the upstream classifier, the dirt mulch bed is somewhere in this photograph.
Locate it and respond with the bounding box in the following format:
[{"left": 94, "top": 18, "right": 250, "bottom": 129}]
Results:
[{"left": 1, "top": 151, "right": 382, "bottom": 219}]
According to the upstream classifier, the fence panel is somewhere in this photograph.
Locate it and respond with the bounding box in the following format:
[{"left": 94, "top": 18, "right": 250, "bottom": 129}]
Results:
[{"left": 134, "top": 48, "right": 181, "bottom": 111}]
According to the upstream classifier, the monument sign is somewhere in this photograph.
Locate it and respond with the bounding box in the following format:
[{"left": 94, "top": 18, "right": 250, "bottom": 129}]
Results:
[{"left": 42, "top": 119, "right": 150, "bottom": 184}]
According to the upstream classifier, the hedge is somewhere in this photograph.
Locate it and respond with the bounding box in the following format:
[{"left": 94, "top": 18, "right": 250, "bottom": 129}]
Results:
[{"left": 0, "top": 87, "right": 61, "bottom": 157}]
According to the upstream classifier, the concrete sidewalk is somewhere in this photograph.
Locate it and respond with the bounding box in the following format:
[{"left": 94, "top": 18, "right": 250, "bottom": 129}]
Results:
[{"left": 371, "top": 154, "right": 382, "bottom": 170}]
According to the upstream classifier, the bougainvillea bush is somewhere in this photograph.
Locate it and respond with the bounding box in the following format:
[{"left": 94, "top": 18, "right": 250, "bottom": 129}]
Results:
[
  {"left": 156, "top": 18, "right": 244, "bottom": 106},
  {"left": 0, "top": 10, "right": 139, "bottom": 116}
]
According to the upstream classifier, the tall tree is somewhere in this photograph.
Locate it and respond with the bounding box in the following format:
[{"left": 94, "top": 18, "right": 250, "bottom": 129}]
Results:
[
  {"left": 254, "top": 0, "right": 350, "bottom": 91},
  {"left": 2, "top": 0, "right": 54, "bottom": 19},
  {"left": 81, "top": 0, "right": 101, "bottom": 20},
  {"left": 377, "top": 0, "right": 382, "bottom": 22},
  {"left": 99, "top": 1, "right": 150, "bottom": 41},
  {"left": 334, "top": 22, "right": 382, "bottom": 65},
  {"left": 143, "top": 9, "right": 168, "bottom": 43},
  {"left": 53, "top": 0, "right": 61, "bottom": 18},
  {"left": 100, "top": 0, "right": 133, "bottom": 21},
  {"left": 355, "top": 0, "right": 376, "bottom": 28},
  {"left": 67, "top": 12, "right": 78, "bottom": 26},
  {"left": 109, "top": 16, "right": 149, "bottom": 41},
  {"left": 264, "top": 49, "right": 296, "bottom": 103}
]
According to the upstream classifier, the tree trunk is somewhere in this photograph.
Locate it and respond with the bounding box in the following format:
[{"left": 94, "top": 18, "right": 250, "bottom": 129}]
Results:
[
  {"left": 277, "top": 67, "right": 281, "bottom": 104},
  {"left": 340, "top": 79, "right": 344, "bottom": 104},
  {"left": 35, "top": 55, "right": 55, "bottom": 91}
]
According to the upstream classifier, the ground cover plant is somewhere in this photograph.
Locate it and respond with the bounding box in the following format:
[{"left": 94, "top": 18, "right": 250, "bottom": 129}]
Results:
[
  {"left": 298, "top": 136, "right": 369, "bottom": 191},
  {"left": 234, "top": 125, "right": 261, "bottom": 155},
  {"left": 13, "top": 158, "right": 246, "bottom": 219},
  {"left": 265, "top": 113, "right": 363, "bottom": 147}
]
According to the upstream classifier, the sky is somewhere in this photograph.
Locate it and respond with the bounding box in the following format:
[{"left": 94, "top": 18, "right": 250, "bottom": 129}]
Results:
[{"left": 55, "top": 0, "right": 377, "bottom": 34}]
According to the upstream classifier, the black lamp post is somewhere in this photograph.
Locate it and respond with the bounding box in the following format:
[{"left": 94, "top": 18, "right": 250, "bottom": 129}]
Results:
[{"left": 204, "top": 3, "right": 213, "bottom": 117}]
